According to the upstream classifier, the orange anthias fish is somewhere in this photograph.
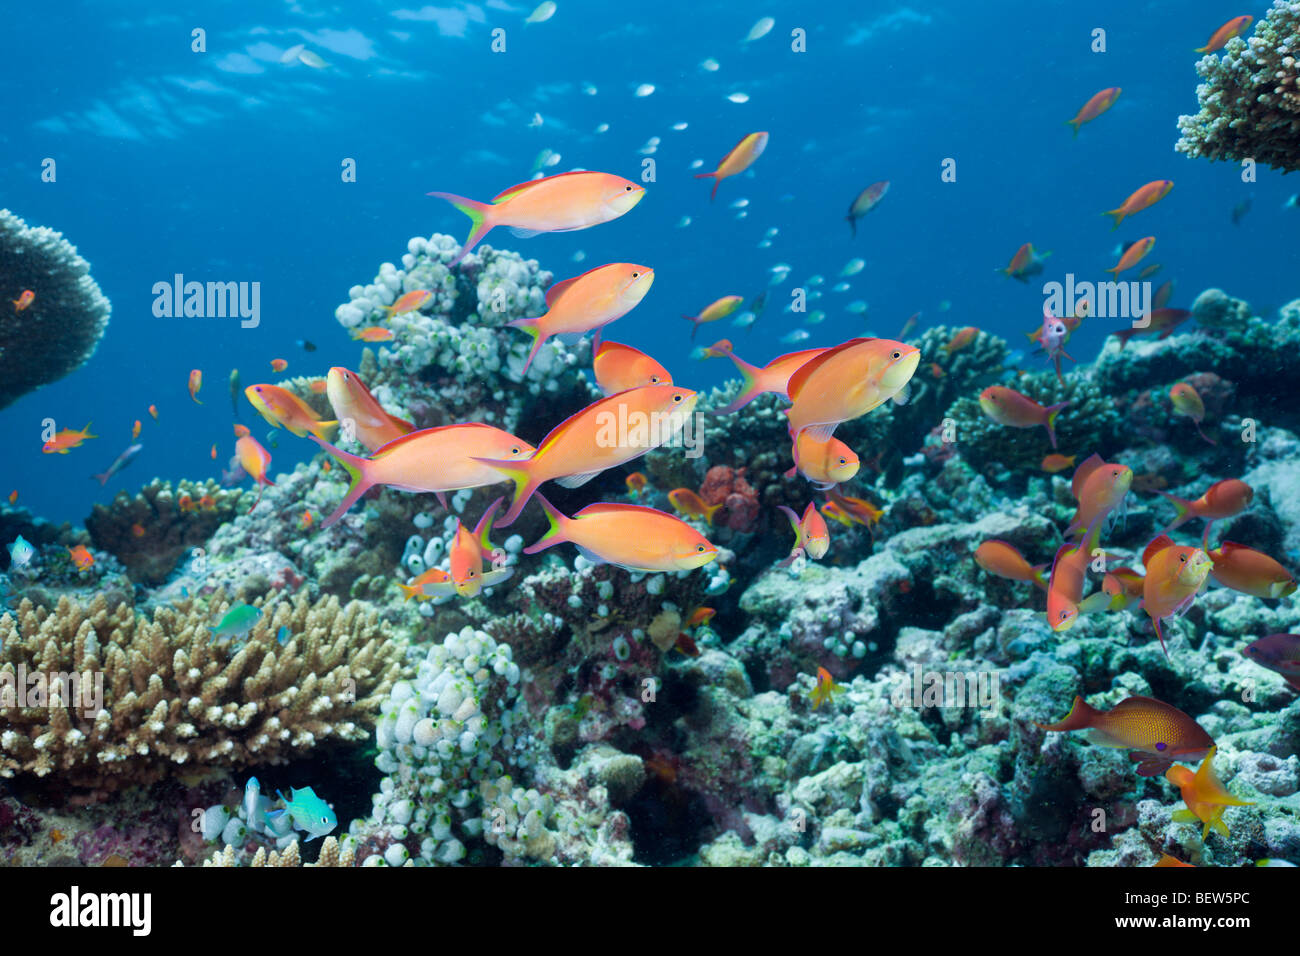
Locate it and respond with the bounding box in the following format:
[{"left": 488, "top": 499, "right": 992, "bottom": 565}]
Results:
[
  {"left": 683, "top": 606, "right": 716, "bottom": 630},
  {"left": 786, "top": 338, "right": 920, "bottom": 443},
  {"left": 132, "top": 420, "right": 142, "bottom": 440},
  {"left": 1170, "top": 383, "right": 1216, "bottom": 445},
  {"left": 1065, "top": 454, "right": 1133, "bottom": 540},
  {"left": 298, "top": 510, "right": 314, "bottom": 530},
  {"left": 699, "top": 339, "right": 734, "bottom": 360},
  {"left": 593, "top": 341, "right": 672, "bottom": 395},
  {"left": 308, "top": 379, "right": 328, "bottom": 394},
  {"left": 178, "top": 493, "right": 195, "bottom": 512},
  {"left": 233, "top": 423, "right": 250, "bottom": 438},
  {"left": 1035, "top": 694, "right": 1214, "bottom": 776},
  {"left": 625, "top": 472, "right": 648, "bottom": 497},
  {"left": 325, "top": 367, "right": 416, "bottom": 453},
  {"left": 236, "top": 434, "right": 275, "bottom": 513},
  {"left": 1065, "top": 87, "right": 1121, "bottom": 137},
  {"left": 1111, "top": 307, "right": 1193, "bottom": 348},
  {"left": 1207, "top": 541, "right": 1297, "bottom": 599},
  {"left": 210, "top": 444, "right": 217, "bottom": 460},
  {"left": 825, "top": 488, "right": 883, "bottom": 528},
  {"left": 1106, "top": 236, "right": 1155, "bottom": 276},
  {"left": 475, "top": 384, "right": 699, "bottom": 527},
  {"left": 712, "top": 347, "right": 827, "bottom": 415},
  {"left": 682, "top": 295, "right": 744, "bottom": 339},
  {"left": 446, "top": 498, "right": 513, "bottom": 598},
  {"left": 979, "top": 386, "right": 1069, "bottom": 449},
  {"left": 131, "top": 522, "right": 146, "bottom": 537},
  {"left": 66, "top": 545, "right": 94, "bottom": 571},
  {"left": 974, "top": 540, "right": 1048, "bottom": 590},
  {"left": 668, "top": 488, "right": 722, "bottom": 526},
  {"left": 927, "top": 362, "right": 946, "bottom": 379},
  {"left": 777, "top": 502, "right": 830, "bottom": 567},
  {"left": 387, "top": 289, "right": 433, "bottom": 318},
  {"left": 188, "top": 369, "right": 203, "bottom": 404},
  {"left": 351, "top": 326, "right": 395, "bottom": 342},
  {"left": 311, "top": 423, "right": 535, "bottom": 528},
  {"left": 198, "top": 494, "right": 216, "bottom": 510},
  {"left": 786, "top": 432, "right": 860, "bottom": 489},
  {"left": 397, "top": 567, "right": 453, "bottom": 602},
  {"left": 431, "top": 170, "right": 646, "bottom": 266},
  {"left": 509, "top": 263, "right": 655, "bottom": 372},
  {"left": 1041, "top": 453, "right": 1076, "bottom": 473},
  {"left": 1046, "top": 519, "right": 1104, "bottom": 632},
  {"left": 270, "top": 358, "right": 288, "bottom": 373},
  {"left": 1157, "top": 478, "right": 1254, "bottom": 544},
  {"left": 1103, "top": 180, "right": 1174, "bottom": 229},
  {"left": 7, "top": 490, "right": 16, "bottom": 504},
  {"left": 524, "top": 493, "right": 718, "bottom": 572},
  {"left": 245, "top": 384, "right": 338, "bottom": 441},
  {"left": 148, "top": 405, "right": 159, "bottom": 421},
  {"left": 1095, "top": 566, "right": 1146, "bottom": 612},
  {"left": 12, "top": 289, "right": 35, "bottom": 311},
  {"left": 1153, "top": 280, "right": 1175, "bottom": 310},
  {"left": 941, "top": 326, "right": 978, "bottom": 354},
  {"left": 820, "top": 501, "right": 854, "bottom": 527},
  {"left": 845, "top": 181, "right": 889, "bottom": 237},
  {"left": 810, "top": 667, "right": 846, "bottom": 709},
  {"left": 998, "top": 243, "right": 1051, "bottom": 282},
  {"left": 1142, "top": 534, "right": 1214, "bottom": 655},
  {"left": 1166, "top": 747, "right": 1254, "bottom": 839},
  {"left": 695, "top": 132, "right": 769, "bottom": 201},
  {"left": 1195, "top": 15, "right": 1253, "bottom": 53},
  {"left": 1153, "top": 853, "right": 1195, "bottom": 868},
  {"left": 42, "top": 423, "right": 97, "bottom": 454},
  {"left": 1138, "top": 263, "right": 1162, "bottom": 280}
]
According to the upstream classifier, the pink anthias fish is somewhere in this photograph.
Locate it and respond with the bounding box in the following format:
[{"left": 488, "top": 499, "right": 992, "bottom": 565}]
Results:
[{"left": 1029, "top": 305, "right": 1075, "bottom": 385}]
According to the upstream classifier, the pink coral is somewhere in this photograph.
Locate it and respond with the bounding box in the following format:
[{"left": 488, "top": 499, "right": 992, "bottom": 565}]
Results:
[{"left": 699, "top": 466, "right": 759, "bottom": 533}]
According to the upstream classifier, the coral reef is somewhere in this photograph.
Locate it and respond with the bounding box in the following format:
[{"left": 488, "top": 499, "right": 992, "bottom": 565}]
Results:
[
  {"left": 0, "top": 209, "right": 111, "bottom": 411},
  {"left": 86, "top": 479, "right": 241, "bottom": 586},
  {"left": 0, "top": 590, "right": 402, "bottom": 792},
  {"left": 1175, "top": 0, "right": 1300, "bottom": 174}
]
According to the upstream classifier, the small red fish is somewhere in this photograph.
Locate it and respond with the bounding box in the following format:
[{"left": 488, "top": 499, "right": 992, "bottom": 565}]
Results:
[
  {"left": 178, "top": 494, "right": 195, "bottom": 512},
  {"left": 132, "top": 420, "right": 142, "bottom": 440},
  {"left": 67, "top": 545, "right": 95, "bottom": 571},
  {"left": 7, "top": 490, "right": 16, "bottom": 504},
  {"left": 131, "top": 523, "right": 146, "bottom": 537},
  {"left": 210, "top": 444, "right": 218, "bottom": 460},
  {"left": 941, "top": 326, "right": 978, "bottom": 354},
  {"left": 198, "top": 494, "right": 216, "bottom": 510},
  {"left": 684, "top": 606, "right": 715, "bottom": 629},
  {"left": 1195, "top": 15, "right": 1252, "bottom": 53},
  {"left": 810, "top": 667, "right": 846, "bottom": 709},
  {"left": 299, "top": 510, "right": 314, "bottom": 530},
  {"left": 625, "top": 472, "right": 648, "bottom": 497},
  {"left": 148, "top": 404, "right": 159, "bottom": 421},
  {"left": 12, "top": 289, "right": 35, "bottom": 311},
  {"left": 188, "top": 369, "right": 203, "bottom": 404},
  {"left": 673, "top": 632, "right": 701, "bottom": 657},
  {"left": 668, "top": 488, "right": 722, "bottom": 526},
  {"left": 352, "top": 326, "right": 395, "bottom": 342},
  {"left": 270, "top": 358, "right": 288, "bottom": 372}
]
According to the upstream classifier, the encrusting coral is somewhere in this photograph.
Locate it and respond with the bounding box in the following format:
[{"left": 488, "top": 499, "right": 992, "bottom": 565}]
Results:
[
  {"left": 0, "top": 208, "right": 112, "bottom": 411},
  {"left": 1175, "top": 0, "right": 1300, "bottom": 174},
  {"left": 0, "top": 590, "right": 403, "bottom": 792}
]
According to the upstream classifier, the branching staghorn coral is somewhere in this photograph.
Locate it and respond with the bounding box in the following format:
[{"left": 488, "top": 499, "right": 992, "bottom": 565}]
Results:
[
  {"left": 0, "top": 209, "right": 112, "bottom": 411},
  {"left": 194, "top": 836, "right": 357, "bottom": 867},
  {"left": 0, "top": 590, "right": 403, "bottom": 792},
  {"left": 1175, "top": 0, "right": 1300, "bottom": 174}
]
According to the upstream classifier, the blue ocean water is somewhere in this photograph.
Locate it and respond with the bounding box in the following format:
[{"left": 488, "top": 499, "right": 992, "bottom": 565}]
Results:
[{"left": 3, "top": 0, "right": 1296, "bottom": 524}]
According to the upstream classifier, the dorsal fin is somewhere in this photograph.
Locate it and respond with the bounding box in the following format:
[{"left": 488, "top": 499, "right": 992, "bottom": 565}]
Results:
[
  {"left": 786, "top": 338, "right": 873, "bottom": 402},
  {"left": 545, "top": 272, "right": 586, "bottom": 308},
  {"left": 574, "top": 501, "right": 660, "bottom": 518},
  {"left": 492, "top": 170, "right": 595, "bottom": 203},
  {"left": 767, "top": 347, "right": 828, "bottom": 374},
  {"left": 1070, "top": 453, "right": 1105, "bottom": 500},
  {"left": 1143, "top": 534, "right": 1175, "bottom": 567},
  {"left": 372, "top": 422, "right": 493, "bottom": 460}
]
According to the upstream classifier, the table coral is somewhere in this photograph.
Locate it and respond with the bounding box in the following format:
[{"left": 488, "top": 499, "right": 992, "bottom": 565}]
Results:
[
  {"left": 0, "top": 590, "right": 403, "bottom": 792},
  {"left": 0, "top": 209, "right": 111, "bottom": 411}
]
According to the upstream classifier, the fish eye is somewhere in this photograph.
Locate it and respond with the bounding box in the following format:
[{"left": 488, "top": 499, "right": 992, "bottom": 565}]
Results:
[
  {"left": 631, "top": 272, "right": 639, "bottom": 278},
  {"left": 469, "top": 569, "right": 476, "bottom": 577},
  {"left": 838, "top": 458, "right": 847, "bottom": 465},
  {"left": 650, "top": 376, "right": 660, "bottom": 383},
  {"left": 625, "top": 185, "right": 633, "bottom": 191},
  {"left": 891, "top": 350, "right": 901, "bottom": 359},
  {"left": 697, "top": 545, "right": 706, "bottom": 552},
  {"left": 673, "top": 394, "right": 683, "bottom": 403},
  {"left": 511, "top": 446, "right": 520, "bottom": 455}
]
